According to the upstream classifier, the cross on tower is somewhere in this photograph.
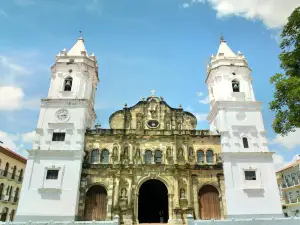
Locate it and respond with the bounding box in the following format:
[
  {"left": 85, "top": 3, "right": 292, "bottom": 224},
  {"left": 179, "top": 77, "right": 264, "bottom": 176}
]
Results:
[{"left": 151, "top": 90, "right": 155, "bottom": 97}]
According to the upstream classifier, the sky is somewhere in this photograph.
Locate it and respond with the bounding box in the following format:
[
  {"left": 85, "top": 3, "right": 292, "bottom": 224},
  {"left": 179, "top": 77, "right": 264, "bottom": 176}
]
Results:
[{"left": 0, "top": 0, "right": 299, "bottom": 170}]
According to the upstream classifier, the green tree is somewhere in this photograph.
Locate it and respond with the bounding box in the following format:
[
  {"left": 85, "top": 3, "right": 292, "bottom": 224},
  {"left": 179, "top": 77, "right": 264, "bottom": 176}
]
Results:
[{"left": 270, "top": 6, "right": 300, "bottom": 135}]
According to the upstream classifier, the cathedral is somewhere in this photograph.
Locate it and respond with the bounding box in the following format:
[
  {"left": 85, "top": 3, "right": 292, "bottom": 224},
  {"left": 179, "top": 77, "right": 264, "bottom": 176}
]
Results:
[{"left": 15, "top": 37, "right": 283, "bottom": 224}]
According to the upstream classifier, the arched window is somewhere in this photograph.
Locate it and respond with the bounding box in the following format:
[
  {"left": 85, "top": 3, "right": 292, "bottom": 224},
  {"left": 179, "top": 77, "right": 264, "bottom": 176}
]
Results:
[
  {"left": 197, "top": 150, "right": 205, "bottom": 163},
  {"left": 100, "top": 149, "right": 109, "bottom": 164},
  {"left": 9, "top": 209, "right": 15, "bottom": 221},
  {"left": 243, "top": 137, "right": 249, "bottom": 148},
  {"left": 19, "top": 169, "right": 23, "bottom": 182},
  {"left": 91, "top": 149, "right": 99, "bottom": 163},
  {"left": 14, "top": 187, "right": 19, "bottom": 203},
  {"left": 64, "top": 77, "right": 73, "bottom": 91},
  {"left": 154, "top": 150, "right": 162, "bottom": 164},
  {"left": 206, "top": 150, "right": 214, "bottom": 163},
  {"left": 11, "top": 166, "right": 16, "bottom": 180},
  {"left": 144, "top": 150, "right": 152, "bottom": 164},
  {"left": 0, "top": 183, "right": 4, "bottom": 196},
  {"left": 1, "top": 207, "right": 8, "bottom": 222},
  {"left": 4, "top": 163, "right": 9, "bottom": 177},
  {"left": 232, "top": 80, "right": 240, "bottom": 92}
]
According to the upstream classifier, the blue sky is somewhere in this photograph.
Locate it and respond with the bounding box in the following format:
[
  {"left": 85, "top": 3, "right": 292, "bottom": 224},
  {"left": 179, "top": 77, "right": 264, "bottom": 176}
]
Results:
[{"left": 0, "top": 0, "right": 299, "bottom": 169}]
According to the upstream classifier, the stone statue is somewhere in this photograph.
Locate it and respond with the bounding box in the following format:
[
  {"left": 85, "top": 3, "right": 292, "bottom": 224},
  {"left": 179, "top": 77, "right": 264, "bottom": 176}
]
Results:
[
  {"left": 113, "top": 146, "right": 118, "bottom": 157},
  {"left": 178, "top": 122, "right": 182, "bottom": 130},
  {"left": 137, "top": 121, "right": 141, "bottom": 129},
  {"left": 189, "top": 147, "right": 194, "bottom": 157},
  {"left": 178, "top": 148, "right": 183, "bottom": 157},
  {"left": 124, "top": 147, "right": 128, "bottom": 158},
  {"left": 121, "top": 188, "right": 127, "bottom": 198},
  {"left": 166, "top": 122, "right": 170, "bottom": 130},
  {"left": 180, "top": 188, "right": 186, "bottom": 199},
  {"left": 136, "top": 147, "right": 140, "bottom": 157},
  {"left": 167, "top": 147, "right": 172, "bottom": 157}
]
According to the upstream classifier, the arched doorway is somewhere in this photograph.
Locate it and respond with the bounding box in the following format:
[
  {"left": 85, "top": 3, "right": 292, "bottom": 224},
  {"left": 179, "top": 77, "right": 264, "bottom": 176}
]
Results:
[
  {"left": 84, "top": 185, "right": 107, "bottom": 221},
  {"left": 198, "top": 185, "right": 221, "bottom": 220},
  {"left": 138, "top": 179, "right": 168, "bottom": 223}
]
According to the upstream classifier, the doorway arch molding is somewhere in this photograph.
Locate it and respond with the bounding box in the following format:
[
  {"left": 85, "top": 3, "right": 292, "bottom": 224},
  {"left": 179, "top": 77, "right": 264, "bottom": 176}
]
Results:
[
  {"left": 197, "top": 182, "right": 221, "bottom": 197},
  {"left": 84, "top": 182, "right": 109, "bottom": 195},
  {"left": 135, "top": 174, "right": 173, "bottom": 195}
]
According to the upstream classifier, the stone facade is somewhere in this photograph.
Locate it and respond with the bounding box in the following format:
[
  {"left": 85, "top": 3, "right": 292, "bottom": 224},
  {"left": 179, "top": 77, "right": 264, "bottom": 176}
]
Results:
[{"left": 78, "top": 96, "right": 226, "bottom": 225}]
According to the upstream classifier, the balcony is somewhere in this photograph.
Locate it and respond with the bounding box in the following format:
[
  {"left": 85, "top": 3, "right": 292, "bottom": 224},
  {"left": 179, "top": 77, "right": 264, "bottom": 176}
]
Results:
[
  {"left": 0, "top": 195, "right": 19, "bottom": 203},
  {"left": 281, "top": 179, "right": 300, "bottom": 189},
  {"left": 0, "top": 169, "right": 23, "bottom": 182},
  {"left": 284, "top": 197, "right": 300, "bottom": 206}
]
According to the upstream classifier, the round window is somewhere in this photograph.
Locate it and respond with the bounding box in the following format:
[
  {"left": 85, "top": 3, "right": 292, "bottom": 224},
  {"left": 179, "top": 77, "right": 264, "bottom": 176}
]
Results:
[{"left": 147, "top": 120, "right": 159, "bottom": 128}]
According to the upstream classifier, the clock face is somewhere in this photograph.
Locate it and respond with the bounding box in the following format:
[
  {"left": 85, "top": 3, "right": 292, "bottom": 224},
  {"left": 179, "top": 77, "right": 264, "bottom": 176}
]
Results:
[{"left": 55, "top": 108, "right": 70, "bottom": 122}]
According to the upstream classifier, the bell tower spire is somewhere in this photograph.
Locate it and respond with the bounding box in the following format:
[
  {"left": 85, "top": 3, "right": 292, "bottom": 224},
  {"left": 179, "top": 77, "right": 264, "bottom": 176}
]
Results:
[
  {"left": 205, "top": 38, "right": 283, "bottom": 219},
  {"left": 15, "top": 38, "right": 99, "bottom": 221}
]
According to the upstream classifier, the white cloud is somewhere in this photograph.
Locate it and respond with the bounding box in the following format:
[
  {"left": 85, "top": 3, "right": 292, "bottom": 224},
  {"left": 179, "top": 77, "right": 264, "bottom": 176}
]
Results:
[
  {"left": 22, "top": 131, "right": 36, "bottom": 143},
  {"left": 273, "top": 153, "right": 286, "bottom": 171},
  {"left": 0, "top": 86, "right": 24, "bottom": 110},
  {"left": 199, "top": 96, "right": 210, "bottom": 104},
  {"left": 271, "top": 128, "right": 300, "bottom": 150},
  {"left": 196, "top": 91, "right": 204, "bottom": 96},
  {"left": 182, "top": 0, "right": 300, "bottom": 29},
  {"left": 0, "top": 130, "right": 32, "bottom": 157},
  {"left": 182, "top": 3, "right": 190, "bottom": 8},
  {"left": 0, "top": 10, "right": 8, "bottom": 17},
  {"left": 0, "top": 86, "right": 39, "bottom": 111},
  {"left": 194, "top": 113, "right": 208, "bottom": 121}
]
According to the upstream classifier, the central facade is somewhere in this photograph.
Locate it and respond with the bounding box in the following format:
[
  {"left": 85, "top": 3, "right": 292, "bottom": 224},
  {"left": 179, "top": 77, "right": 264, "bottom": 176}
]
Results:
[{"left": 78, "top": 95, "right": 226, "bottom": 224}]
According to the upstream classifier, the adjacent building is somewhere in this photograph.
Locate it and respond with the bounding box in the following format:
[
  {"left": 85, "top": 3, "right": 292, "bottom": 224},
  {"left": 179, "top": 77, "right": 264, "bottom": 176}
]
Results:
[
  {"left": 277, "top": 154, "right": 300, "bottom": 217},
  {"left": 0, "top": 146, "right": 26, "bottom": 222}
]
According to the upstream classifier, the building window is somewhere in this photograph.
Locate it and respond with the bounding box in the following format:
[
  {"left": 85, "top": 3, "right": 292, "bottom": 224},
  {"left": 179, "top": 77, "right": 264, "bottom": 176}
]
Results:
[
  {"left": 19, "top": 169, "right": 23, "bottom": 182},
  {"left": 154, "top": 150, "right": 162, "bottom": 164},
  {"left": 1, "top": 207, "right": 8, "bottom": 222},
  {"left": 64, "top": 77, "right": 73, "bottom": 91},
  {"left": 232, "top": 80, "right": 240, "bottom": 92},
  {"left": 9, "top": 209, "right": 15, "bottom": 222},
  {"left": 206, "top": 150, "right": 214, "bottom": 163},
  {"left": 52, "top": 132, "right": 65, "bottom": 141},
  {"left": 100, "top": 149, "right": 109, "bottom": 164},
  {"left": 242, "top": 137, "right": 249, "bottom": 148},
  {"left": 144, "top": 150, "right": 152, "bottom": 164},
  {"left": 245, "top": 171, "right": 256, "bottom": 180},
  {"left": 197, "top": 150, "right": 204, "bottom": 163},
  {"left": 91, "top": 149, "right": 99, "bottom": 163},
  {"left": 4, "top": 163, "right": 9, "bottom": 177},
  {"left": 11, "top": 166, "right": 16, "bottom": 179},
  {"left": 46, "top": 170, "right": 59, "bottom": 180}
]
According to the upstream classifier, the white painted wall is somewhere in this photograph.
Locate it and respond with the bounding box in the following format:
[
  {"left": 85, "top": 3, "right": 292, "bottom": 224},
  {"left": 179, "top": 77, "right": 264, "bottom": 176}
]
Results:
[
  {"left": 206, "top": 40, "right": 283, "bottom": 218},
  {"left": 15, "top": 38, "right": 99, "bottom": 221}
]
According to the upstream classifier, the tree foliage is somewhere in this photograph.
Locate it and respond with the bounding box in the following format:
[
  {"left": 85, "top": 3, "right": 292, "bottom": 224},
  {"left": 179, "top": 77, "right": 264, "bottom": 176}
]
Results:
[{"left": 270, "top": 7, "right": 300, "bottom": 135}]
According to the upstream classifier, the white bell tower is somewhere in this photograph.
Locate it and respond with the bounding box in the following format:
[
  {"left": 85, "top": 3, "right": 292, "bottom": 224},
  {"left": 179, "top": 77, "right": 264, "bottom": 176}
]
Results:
[
  {"left": 15, "top": 37, "right": 99, "bottom": 221},
  {"left": 206, "top": 37, "right": 283, "bottom": 218}
]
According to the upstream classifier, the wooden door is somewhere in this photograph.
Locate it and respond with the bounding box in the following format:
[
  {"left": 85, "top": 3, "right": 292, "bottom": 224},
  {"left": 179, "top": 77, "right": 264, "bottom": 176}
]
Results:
[
  {"left": 84, "top": 186, "right": 107, "bottom": 221},
  {"left": 199, "top": 185, "right": 221, "bottom": 220}
]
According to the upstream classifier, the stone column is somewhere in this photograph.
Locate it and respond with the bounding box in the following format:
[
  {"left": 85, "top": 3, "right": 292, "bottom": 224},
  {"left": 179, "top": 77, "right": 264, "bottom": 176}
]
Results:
[
  {"left": 192, "top": 176, "right": 199, "bottom": 219},
  {"left": 114, "top": 177, "right": 120, "bottom": 207},
  {"left": 187, "top": 175, "right": 192, "bottom": 208},
  {"left": 129, "top": 145, "right": 133, "bottom": 164},
  {"left": 128, "top": 177, "right": 133, "bottom": 206},
  {"left": 168, "top": 193, "right": 173, "bottom": 222},
  {"left": 174, "top": 176, "right": 180, "bottom": 208}
]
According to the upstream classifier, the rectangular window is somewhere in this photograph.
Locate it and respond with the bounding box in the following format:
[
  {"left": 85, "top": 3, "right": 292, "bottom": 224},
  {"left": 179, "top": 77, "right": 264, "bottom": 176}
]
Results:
[
  {"left": 52, "top": 132, "right": 65, "bottom": 141},
  {"left": 245, "top": 171, "right": 256, "bottom": 180},
  {"left": 46, "top": 170, "right": 59, "bottom": 180}
]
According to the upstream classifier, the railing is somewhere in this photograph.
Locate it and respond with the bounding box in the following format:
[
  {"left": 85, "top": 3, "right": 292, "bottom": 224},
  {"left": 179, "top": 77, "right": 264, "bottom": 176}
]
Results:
[
  {"left": 0, "top": 195, "right": 19, "bottom": 203},
  {"left": 286, "top": 196, "right": 300, "bottom": 204},
  {"left": 0, "top": 169, "right": 23, "bottom": 182},
  {"left": 281, "top": 179, "right": 300, "bottom": 188}
]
